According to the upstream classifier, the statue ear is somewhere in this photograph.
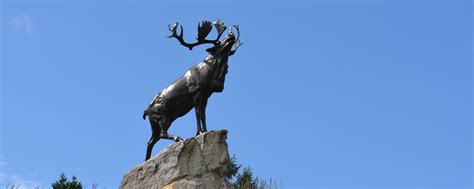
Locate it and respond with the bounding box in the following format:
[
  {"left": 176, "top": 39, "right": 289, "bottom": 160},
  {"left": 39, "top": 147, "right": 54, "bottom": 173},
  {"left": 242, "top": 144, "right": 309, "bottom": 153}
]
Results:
[{"left": 206, "top": 46, "right": 216, "bottom": 53}]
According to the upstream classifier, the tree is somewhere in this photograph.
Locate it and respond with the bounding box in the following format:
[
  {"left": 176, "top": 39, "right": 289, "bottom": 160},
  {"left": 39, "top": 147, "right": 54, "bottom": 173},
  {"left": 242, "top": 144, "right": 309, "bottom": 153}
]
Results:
[
  {"left": 234, "top": 167, "right": 257, "bottom": 189},
  {"left": 52, "top": 173, "right": 83, "bottom": 189},
  {"left": 223, "top": 155, "right": 241, "bottom": 181},
  {"left": 225, "top": 155, "right": 281, "bottom": 189}
]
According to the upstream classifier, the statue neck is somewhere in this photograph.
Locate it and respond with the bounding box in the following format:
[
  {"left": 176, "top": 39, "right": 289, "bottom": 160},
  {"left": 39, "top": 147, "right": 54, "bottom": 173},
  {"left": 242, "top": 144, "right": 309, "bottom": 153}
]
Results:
[{"left": 204, "top": 55, "right": 228, "bottom": 93}]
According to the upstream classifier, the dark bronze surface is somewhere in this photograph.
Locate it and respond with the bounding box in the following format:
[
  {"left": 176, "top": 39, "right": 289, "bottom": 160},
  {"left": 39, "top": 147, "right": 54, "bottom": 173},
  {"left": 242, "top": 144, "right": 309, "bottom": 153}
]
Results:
[{"left": 143, "top": 20, "right": 241, "bottom": 161}]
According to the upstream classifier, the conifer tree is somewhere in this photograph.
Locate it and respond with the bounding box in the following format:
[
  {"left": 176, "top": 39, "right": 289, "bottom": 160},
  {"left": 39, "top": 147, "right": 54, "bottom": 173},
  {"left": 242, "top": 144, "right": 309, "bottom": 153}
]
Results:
[{"left": 52, "top": 173, "right": 83, "bottom": 189}]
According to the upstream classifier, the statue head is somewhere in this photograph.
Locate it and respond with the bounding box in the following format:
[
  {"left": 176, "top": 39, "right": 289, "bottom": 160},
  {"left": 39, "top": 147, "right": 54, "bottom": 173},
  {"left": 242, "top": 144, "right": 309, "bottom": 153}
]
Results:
[
  {"left": 167, "top": 20, "right": 241, "bottom": 93},
  {"left": 167, "top": 20, "right": 241, "bottom": 58}
]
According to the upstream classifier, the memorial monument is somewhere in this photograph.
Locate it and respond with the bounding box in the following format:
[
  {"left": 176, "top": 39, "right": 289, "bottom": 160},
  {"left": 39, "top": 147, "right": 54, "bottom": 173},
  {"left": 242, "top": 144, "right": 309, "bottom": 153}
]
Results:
[{"left": 142, "top": 20, "right": 241, "bottom": 161}]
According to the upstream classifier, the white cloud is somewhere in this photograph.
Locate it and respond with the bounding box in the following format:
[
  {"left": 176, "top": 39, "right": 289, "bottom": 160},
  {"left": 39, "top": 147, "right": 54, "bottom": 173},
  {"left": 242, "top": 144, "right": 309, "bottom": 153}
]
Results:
[
  {"left": 10, "top": 15, "right": 36, "bottom": 34},
  {"left": 0, "top": 161, "right": 43, "bottom": 189}
]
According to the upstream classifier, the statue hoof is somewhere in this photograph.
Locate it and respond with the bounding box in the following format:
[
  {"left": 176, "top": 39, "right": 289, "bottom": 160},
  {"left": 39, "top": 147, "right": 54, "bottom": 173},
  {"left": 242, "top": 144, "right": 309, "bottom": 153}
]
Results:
[
  {"left": 195, "top": 131, "right": 206, "bottom": 136},
  {"left": 175, "top": 137, "right": 184, "bottom": 142}
]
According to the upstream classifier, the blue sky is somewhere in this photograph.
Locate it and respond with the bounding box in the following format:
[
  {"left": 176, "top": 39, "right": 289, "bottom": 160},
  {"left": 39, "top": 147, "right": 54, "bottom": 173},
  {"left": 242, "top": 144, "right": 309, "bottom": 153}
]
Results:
[{"left": 1, "top": 0, "right": 472, "bottom": 188}]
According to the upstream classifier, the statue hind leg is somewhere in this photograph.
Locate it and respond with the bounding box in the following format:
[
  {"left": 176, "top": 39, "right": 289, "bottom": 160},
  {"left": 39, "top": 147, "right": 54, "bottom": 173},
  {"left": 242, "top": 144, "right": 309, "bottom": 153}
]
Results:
[
  {"left": 145, "top": 115, "right": 161, "bottom": 161},
  {"left": 159, "top": 117, "right": 183, "bottom": 142}
]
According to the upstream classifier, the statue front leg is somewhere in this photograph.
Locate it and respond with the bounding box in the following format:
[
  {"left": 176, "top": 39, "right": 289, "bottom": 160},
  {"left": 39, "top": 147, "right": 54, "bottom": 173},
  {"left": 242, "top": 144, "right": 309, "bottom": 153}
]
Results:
[
  {"left": 201, "top": 98, "right": 208, "bottom": 132},
  {"left": 194, "top": 108, "right": 203, "bottom": 136},
  {"left": 194, "top": 93, "right": 204, "bottom": 136}
]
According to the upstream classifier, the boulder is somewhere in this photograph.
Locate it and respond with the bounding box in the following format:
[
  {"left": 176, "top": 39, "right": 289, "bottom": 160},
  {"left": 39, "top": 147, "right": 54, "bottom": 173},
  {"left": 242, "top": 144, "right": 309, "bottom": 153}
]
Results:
[{"left": 120, "top": 130, "right": 232, "bottom": 189}]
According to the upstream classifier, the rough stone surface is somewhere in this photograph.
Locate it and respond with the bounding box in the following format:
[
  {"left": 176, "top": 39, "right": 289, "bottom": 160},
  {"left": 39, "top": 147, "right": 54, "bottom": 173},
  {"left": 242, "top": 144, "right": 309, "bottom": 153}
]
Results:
[{"left": 120, "top": 130, "right": 232, "bottom": 189}]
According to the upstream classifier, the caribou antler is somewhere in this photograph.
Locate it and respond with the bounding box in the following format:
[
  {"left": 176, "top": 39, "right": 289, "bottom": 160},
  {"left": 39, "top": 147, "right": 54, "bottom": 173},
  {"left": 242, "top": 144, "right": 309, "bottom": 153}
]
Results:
[
  {"left": 213, "top": 20, "right": 226, "bottom": 41},
  {"left": 168, "top": 20, "right": 227, "bottom": 50},
  {"left": 230, "top": 25, "right": 242, "bottom": 56}
]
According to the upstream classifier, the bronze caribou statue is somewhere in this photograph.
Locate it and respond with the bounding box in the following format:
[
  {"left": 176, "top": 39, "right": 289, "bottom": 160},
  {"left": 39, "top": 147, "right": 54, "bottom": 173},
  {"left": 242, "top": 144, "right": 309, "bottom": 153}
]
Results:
[{"left": 143, "top": 20, "right": 241, "bottom": 161}]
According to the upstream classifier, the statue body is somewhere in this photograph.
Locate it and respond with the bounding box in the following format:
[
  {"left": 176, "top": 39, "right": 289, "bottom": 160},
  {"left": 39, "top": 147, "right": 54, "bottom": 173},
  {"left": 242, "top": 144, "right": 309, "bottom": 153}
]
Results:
[{"left": 142, "top": 20, "right": 241, "bottom": 161}]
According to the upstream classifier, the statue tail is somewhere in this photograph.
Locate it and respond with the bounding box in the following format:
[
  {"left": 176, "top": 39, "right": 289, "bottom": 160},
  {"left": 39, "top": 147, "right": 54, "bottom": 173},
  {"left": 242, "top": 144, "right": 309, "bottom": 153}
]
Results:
[{"left": 142, "top": 110, "right": 148, "bottom": 120}]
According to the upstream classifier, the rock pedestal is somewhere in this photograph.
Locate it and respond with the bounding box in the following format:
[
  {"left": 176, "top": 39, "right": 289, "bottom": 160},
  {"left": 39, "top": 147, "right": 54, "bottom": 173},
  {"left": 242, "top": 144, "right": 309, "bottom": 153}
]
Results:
[{"left": 120, "top": 130, "right": 232, "bottom": 189}]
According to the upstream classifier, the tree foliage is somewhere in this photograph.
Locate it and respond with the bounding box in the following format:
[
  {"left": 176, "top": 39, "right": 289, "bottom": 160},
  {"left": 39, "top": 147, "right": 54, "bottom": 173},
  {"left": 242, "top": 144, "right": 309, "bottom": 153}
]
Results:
[
  {"left": 51, "top": 173, "right": 83, "bottom": 189},
  {"left": 234, "top": 167, "right": 258, "bottom": 189},
  {"left": 225, "top": 155, "right": 280, "bottom": 189},
  {"left": 223, "top": 155, "right": 241, "bottom": 180}
]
